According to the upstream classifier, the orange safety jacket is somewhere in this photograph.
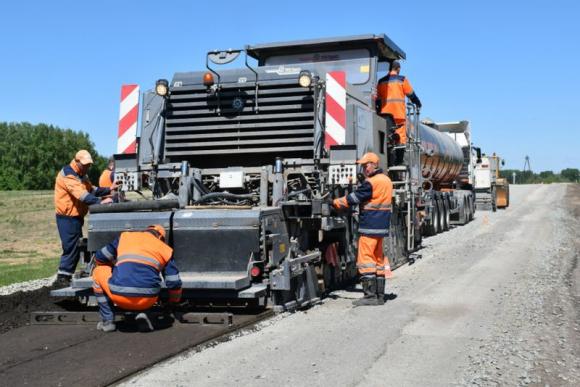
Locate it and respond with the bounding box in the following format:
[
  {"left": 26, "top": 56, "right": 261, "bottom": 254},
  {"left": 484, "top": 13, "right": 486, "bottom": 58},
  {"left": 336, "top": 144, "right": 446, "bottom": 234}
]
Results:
[
  {"left": 377, "top": 71, "right": 420, "bottom": 120},
  {"left": 95, "top": 231, "right": 182, "bottom": 302},
  {"left": 334, "top": 169, "right": 393, "bottom": 237},
  {"left": 99, "top": 168, "right": 114, "bottom": 188},
  {"left": 54, "top": 161, "right": 110, "bottom": 217}
]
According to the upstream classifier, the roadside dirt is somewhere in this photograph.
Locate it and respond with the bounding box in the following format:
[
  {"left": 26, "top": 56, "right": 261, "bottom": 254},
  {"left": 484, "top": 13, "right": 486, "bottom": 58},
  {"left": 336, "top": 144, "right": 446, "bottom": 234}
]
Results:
[{"left": 528, "top": 183, "right": 580, "bottom": 386}]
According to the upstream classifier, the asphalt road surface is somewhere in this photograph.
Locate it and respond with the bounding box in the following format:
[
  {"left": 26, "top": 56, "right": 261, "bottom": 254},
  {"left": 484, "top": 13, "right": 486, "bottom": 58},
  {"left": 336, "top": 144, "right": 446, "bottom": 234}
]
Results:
[{"left": 122, "top": 184, "right": 579, "bottom": 387}]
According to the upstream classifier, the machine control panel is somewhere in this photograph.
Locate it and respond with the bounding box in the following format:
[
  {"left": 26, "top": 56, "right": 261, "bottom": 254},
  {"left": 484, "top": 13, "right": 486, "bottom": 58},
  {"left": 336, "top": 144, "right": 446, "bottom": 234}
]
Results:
[
  {"left": 115, "top": 171, "right": 140, "bottom": 192},
  {"left": 328, "top": 164, "right": 356, "bottom": 185}
]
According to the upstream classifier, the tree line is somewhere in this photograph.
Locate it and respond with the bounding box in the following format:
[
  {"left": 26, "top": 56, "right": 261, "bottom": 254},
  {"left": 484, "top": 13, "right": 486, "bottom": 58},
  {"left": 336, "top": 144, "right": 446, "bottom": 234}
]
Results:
[
  {"left": 500, "top": 168, "right": 579, "bottom": 184},
  {"left": 0, "top": 122, "right": 108, "bottom": 190},
  {"left": 0, "top": 121, "right": 577, "bottom": 189}
]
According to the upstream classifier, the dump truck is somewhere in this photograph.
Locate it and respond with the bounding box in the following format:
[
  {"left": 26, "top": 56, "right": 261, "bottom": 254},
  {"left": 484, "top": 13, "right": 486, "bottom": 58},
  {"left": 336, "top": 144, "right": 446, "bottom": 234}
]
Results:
[{"left": 52, "top": 34, "right": 479, "bottom": 311}]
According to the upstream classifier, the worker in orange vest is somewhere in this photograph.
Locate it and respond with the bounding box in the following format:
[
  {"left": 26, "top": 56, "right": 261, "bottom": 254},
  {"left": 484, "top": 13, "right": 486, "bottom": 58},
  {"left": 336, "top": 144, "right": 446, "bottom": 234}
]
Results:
[
  {"left": 92, "top": 225, "right": 182, "bottom": 332},
  {"left": 54, "top": 150, "right": 116, "bottom": 287},
  {"left": 333, "top": 152, "right": 393, "bottom": 306},
  {"left": 99, "top": 157, "right": 115, "bottom": 188},
  {"left": 99, "top": 157, "right": 121, "bottom": 202},
  {"left": 376, "top": 60, "right": 422, "bottom": 145}
]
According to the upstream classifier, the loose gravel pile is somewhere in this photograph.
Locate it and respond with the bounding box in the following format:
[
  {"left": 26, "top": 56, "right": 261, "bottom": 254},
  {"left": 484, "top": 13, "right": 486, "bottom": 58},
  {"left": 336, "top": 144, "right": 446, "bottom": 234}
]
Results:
[{"left": 0, "top": 276, "right": 56, "bottom": 296}]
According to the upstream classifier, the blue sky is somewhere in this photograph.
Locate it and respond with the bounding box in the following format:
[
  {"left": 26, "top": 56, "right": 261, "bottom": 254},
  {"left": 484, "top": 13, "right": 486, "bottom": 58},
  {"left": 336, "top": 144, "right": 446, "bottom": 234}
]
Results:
[{"left": 0, "top": 0, "right": 578, "bottom": 171}]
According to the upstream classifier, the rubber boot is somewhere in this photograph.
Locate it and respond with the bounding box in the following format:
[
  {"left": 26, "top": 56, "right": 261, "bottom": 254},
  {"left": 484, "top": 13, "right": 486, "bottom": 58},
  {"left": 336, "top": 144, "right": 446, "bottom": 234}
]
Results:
[
  {"left": 136, "top": 312, "right": 155, "bottom": 332},
  {"left": 96, "top": 320, "right": 116, "bottom": 333},
  {"left": 376, "top": 277, "right": 385, "bottom": 305},
  {"left": 352, "top": 277, "right": 379, "bottom": 306}
]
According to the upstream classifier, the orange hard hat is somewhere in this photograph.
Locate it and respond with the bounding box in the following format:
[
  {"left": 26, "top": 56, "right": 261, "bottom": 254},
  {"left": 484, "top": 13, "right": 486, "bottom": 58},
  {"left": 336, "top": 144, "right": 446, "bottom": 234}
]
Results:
[
  {"left": 356, "top": 152, "right": 380, "bottom": 165},
  {"left": 147, "top": 224, "right": 166, "bottom": 240}
]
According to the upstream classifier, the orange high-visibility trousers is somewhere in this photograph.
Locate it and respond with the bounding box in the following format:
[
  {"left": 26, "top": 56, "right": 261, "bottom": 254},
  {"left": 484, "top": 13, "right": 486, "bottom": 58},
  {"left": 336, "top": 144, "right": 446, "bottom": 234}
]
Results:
[
  {"left": 92, "top": 265, "right": 157, "bottom": 311},
  {"left": 357, "top": 236, "right": 393, "bottom": 278},
  {"left": 394, "top": 119, "right": 407, "bottom": 144},
  {"left": 357, "top": 236, "right": 385, "bottom": 277}
]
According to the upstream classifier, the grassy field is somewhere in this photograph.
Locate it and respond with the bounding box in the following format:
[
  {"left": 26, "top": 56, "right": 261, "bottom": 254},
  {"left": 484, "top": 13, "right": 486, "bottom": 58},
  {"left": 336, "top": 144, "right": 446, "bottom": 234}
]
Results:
[{"left": 0, "top": 191, "right": 61, "bottom": 286}]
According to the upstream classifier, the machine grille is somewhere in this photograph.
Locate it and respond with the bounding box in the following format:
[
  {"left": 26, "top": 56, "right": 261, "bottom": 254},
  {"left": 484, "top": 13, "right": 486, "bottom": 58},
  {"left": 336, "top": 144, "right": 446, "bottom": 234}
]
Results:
[{"left": 164, "top": 80, "right": 315, "bottom": 168}]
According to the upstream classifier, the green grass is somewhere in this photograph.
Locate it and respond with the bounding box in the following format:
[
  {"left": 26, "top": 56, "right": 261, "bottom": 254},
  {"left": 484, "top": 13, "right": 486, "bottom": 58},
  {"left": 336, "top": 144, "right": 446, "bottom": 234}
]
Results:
[
  {"left": 0, "top": 190, "right": 61, "bottom": 286},
  {"left": 0, "top": 258, "right": 59, "bottom": 287}
]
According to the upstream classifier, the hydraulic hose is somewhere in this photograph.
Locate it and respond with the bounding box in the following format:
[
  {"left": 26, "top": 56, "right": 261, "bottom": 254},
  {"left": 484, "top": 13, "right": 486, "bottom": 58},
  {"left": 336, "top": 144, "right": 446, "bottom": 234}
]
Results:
[
  {"left": 287, "top": 188, "right": 311, "bottom": 198},
  {"left": 194, "top": 192, "right": 256, "bottom": 204},
  {"left": 89, "top": 199, "right": 180, "bottom": 213}
]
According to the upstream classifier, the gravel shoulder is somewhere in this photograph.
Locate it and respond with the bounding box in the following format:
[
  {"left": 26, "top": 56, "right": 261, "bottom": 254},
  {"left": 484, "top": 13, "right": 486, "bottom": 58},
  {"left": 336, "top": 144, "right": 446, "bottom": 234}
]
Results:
[{"left": 115, "top": 184, "right": 578, "bottom": 386}]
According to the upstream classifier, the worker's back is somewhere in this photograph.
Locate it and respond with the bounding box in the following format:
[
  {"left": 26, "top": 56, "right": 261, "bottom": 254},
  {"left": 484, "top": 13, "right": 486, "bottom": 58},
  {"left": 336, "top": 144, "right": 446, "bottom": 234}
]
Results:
[
  {"left": 110, "top": 231, "right": 173, "bottom": 294},
  {"left": 99, "top": 168, "right": 114, "bottom": 188},
  {"left": 377, "top": 72, "right": 413, "bottom": 120}
]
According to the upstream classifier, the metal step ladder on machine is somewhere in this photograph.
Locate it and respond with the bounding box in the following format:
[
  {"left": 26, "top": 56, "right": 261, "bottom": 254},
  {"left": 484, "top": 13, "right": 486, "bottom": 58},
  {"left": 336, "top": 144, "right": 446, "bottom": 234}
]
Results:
[{"left": 387, "top": 104, "right": 423, "bottom": 251}]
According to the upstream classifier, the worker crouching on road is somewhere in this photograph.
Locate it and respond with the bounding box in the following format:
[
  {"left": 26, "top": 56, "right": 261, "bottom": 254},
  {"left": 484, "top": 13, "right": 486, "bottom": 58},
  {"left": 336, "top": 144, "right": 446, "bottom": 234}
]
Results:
[
  {"left": 333, "top": 152, "right": 393, "bottom": 306},
  {"left": 54, "top": 150, "right": 116, "bottom": 287},
  {"left": 92, "top": 225, "right": 182, "bottom": 332}
]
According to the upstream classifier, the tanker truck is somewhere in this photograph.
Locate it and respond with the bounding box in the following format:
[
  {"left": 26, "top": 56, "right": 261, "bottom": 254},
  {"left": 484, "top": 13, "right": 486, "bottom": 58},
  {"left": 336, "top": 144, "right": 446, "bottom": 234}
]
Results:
[
  {"left": 385, "top": 118, "right": 477, "bottom": 266},
  {"left": 51, "top": 34, "right": 477, "bottom": 311}
]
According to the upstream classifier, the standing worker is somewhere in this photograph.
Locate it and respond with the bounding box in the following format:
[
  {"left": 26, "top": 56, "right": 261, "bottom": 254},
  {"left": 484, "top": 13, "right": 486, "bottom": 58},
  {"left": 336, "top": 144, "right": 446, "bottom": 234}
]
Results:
[
  {"left": 376, "top": 60, "right": 422, "bottom": 145},
  {"left": 99, "top": 157, "right": 115, "bottom": 188},
  {"left": 99, "top": 157, "right": 121, "bottom": 202},
  {"left": 333, "top": 152, "right": 393, "bottom": 306},
  {"left": 92, "top": 225, "right": 182, "bottom": 332},
  {"left": 54, "top": 150, "right": 116, "bottom": 287}
]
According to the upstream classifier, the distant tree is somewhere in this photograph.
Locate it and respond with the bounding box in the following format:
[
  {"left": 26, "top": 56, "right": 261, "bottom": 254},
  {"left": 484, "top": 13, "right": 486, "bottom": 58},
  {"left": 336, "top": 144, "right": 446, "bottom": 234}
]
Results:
[
  {"left": 500, "top": 169, "right": 520, "bottom": 182},
  {"left": 560, "top": 168, "right": 579, "bottom": 182},
  {"left": 500, "top": 167, "right": 579, "bottom": 184},
  {"left": 0, "top": 122, "right": 107, "bottom": 190}
]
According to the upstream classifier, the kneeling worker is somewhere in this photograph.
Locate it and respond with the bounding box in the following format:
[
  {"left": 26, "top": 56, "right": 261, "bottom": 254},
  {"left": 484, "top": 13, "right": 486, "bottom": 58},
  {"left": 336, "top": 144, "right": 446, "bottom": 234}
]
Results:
[
  {"left": 333, "top": 152, "right": 393, "bottom": 306},
  {"left": 92, "top": 225, "right": 182, "bottom": 332}
]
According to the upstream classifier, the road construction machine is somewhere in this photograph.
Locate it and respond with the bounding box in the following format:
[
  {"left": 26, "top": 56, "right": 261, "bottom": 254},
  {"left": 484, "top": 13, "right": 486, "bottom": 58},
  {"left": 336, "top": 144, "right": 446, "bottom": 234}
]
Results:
[
  {"left": 475, "top": 153, "right": 509, "bottom": 211},
  {"left": 52, "top": 34, "right": 478, "bottom": 311}
]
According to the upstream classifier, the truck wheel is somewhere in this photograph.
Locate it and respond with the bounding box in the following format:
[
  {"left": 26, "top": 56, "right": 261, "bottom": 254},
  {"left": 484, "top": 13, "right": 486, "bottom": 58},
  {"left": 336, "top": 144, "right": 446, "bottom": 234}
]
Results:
[
  {"left": 413, "top": 213, "right": 423, "bottom": 248},
  {"left": 385, "top": 203, "right": 408, "bottom": 267},
  {"left": 460, "top": 198, "right": 468, "bottom": 225},
  {"left": 468, "top": 196, "right": 475, "bottom": 221},
  {"left": 438, "top": 199, "right": 445, "bottom": 233},
  {"left": 492, "top": 188, "right": 497, "bottom": 212},
  {"left": 442, "top": 197, "right": 450, "bottom": 231},
  {"left": 433, "top": 199, "right": 441, "bottom": 234}
]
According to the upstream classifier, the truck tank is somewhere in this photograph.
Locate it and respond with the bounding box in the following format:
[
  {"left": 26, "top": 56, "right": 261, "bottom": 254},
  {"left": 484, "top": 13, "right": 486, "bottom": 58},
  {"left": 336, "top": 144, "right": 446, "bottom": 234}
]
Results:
[{"left": 419, "top": 123, "right": 464, "bottom": 186}]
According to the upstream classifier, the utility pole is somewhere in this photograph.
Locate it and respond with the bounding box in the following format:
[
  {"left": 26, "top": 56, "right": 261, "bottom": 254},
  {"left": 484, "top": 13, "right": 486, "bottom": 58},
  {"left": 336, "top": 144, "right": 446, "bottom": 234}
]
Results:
[
  {"left": 512, "top": 171, "right": 516, "bottom": 184},
  {"left": 523, "top": 155, "right": 531, "bottom": 173},
  {"left": 522, "top": 155, "right": 532, "bottom": 183}
]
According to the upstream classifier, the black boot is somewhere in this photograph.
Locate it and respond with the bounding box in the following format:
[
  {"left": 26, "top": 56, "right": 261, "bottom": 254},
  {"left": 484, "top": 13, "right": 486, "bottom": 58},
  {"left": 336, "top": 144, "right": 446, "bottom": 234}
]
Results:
[
  {"left": 52, "top": 274, "right": 71, "bottom": 289},
  {"left": 353, "top": 277, "right": 379, "bottom": 306},
  {"left": 376, "top": 277, "right": 385, "bottom": 305}
]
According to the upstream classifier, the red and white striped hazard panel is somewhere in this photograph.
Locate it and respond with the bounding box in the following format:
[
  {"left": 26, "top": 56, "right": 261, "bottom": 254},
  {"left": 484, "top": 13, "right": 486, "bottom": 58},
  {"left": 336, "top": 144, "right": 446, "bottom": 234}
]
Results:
[
  {"left": 324, "top": 71, "right": 346, "bottom": 149},
  {"left": 117, "top": 84, "right": 140, "bottom": 154}
]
